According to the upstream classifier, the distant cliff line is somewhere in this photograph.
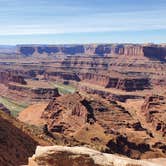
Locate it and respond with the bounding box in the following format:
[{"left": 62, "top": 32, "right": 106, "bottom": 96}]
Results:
[{"left": 16, "top": 44, "right": 166, "bottom": 61}]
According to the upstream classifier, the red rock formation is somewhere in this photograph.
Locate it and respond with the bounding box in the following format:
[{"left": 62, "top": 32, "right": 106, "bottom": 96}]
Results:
[
  {"left": 41, "top": 93, "right": 166, "bottom": 159},
  {"left": 41, "top": 93, "right": 92, "bottom": 134},
  {"left": 46, "top": 70, "right": 150, "bottom": 91},
  {"left": 0, "top": 70, "right": 27, "bottom": 85},
  {"left": 44, "top": 71, "right": 80, "bottom": 82},
  {"left": 141, "top": 95, "right": 166, "bottom": 137},
  {"left": 78, "top": 84, "right": 142, "bottom": 102},
  {"left": 124, "top": 45, "right": 144, "bottom": 56},
  {"left": 106, "top": 77, "right": 150, "bottom": 91},
  {"left": 8, "top": 83, "right": 60, "bottom": 100}
]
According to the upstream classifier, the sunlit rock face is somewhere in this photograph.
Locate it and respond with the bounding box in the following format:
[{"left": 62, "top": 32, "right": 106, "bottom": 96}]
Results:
[{"left": 28, "top": 146, "right": 165, "bottom": 166}]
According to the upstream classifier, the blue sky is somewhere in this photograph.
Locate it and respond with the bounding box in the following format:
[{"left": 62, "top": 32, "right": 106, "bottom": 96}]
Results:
[{"left": 0, "top": 0, "right": 166, "bottom": 44}]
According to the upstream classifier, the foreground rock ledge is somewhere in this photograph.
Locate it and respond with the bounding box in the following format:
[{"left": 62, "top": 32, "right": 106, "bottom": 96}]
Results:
[{"left": 28, "top": 146, "right": 165, "bottom": 166}]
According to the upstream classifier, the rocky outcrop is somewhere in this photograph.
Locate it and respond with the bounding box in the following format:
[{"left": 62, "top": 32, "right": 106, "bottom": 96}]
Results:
[
  {"left": 28, "top": 146, "right": 166, "bottom": 166},
  {"left": 41, "top": 93, "right": 94, "bottom": 134}
]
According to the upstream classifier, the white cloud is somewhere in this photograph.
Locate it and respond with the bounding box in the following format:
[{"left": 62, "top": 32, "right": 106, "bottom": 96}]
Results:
[{"left": 0, "top": 9, "right": 165, "bottom": 35}]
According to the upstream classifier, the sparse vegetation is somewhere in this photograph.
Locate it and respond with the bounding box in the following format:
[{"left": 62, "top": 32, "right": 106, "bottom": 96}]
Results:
[
  {"left": 0, "top": 96, "right": 28, "bottom": 117},
  {"left": 49, "top": 82, "right": 76, "bottom": 94}
]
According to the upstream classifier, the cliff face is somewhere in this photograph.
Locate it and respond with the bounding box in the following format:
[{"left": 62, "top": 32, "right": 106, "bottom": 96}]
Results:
[
  {"left": 143, "top": 46, "right": 166, "bottom": 61},
  {"left": 28, "top": 146, "right": 165, "bottom": 166},
  {"left": 106, "top": 77, "right": 150, "bottom": 91},
  {"left": 45, "top": 71, "right": 150, "bottom": 91},
  {"left": 41, "top": 93, "right": 90, "bottom": 134},
  {"left": 141, "top": 95, "right": 166, "bottom": 138},
  {"left": 8, "top": 83, "right": 60, "bottom": 100},
  {"left": 18, "top": 45, "right": 86, "bottom": 56},
  {"left": 0, "top": 70, "right": 27, "bottom": 85},
  {"left": 17, "top": 44, "right": 166, "bottom": 60}
]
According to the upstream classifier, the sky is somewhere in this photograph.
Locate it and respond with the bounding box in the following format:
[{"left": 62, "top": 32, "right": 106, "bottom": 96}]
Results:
[{"left": 0, "top": 0, "right": 166, "bottom": 44}]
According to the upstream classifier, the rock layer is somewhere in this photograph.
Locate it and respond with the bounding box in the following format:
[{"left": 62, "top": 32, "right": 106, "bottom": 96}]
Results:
[
  {"left": 141, "top": 95, "right": 166, "bottom": 137},
  {"left": 0, "top": 70, "right": 27, "bottom": 85},
  {"left": 17, "top": 44, "right": 166, "bottom": 61}
]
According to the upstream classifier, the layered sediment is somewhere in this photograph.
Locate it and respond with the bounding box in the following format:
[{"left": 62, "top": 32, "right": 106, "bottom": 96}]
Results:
[
  {"left": 17, "top": 44, "right": 166, "bottom": 61},
  {"left": 141, "top": 95, "right": 166, "bottom": 137},
  {"left": 8, "top": 82, "right": 60, "bottom": 100},
  {"left": 0, "top": 70, "right": 27, "bottom": 85}
]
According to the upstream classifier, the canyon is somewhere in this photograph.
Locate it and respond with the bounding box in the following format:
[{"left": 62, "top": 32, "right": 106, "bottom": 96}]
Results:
[{"left": 0, "top": 44, "right": 166, "bottom": 165}]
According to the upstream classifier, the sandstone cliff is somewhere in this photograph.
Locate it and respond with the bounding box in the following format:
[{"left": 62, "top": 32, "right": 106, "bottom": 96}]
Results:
[
  {"left": 141, "top": 95, "right": 166, "bottom": 138},
  {"left": 28, "top": 146, "right": 166, "bottom": 166},
  {"left": 45, "top": 71, "right": 150, "bottom": 91},
  {"left": 0, "top": 70, "right": 27, "bottom": 85},
  {"left": 8, "top": 83, "right": 60, "bottom": 100},
  {"left": 17, "top": 44, "right": 166, "bottom": 61}
]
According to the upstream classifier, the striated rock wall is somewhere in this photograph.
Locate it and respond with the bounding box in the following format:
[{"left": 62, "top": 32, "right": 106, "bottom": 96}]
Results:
[
  {"left": 106, "top": 77, "right": 150, "bottom": 91},
  {"left": 28, "top": 146, "right": 165, "bottom": 166},
  {"left": 17, "top": 44, "right": 166, "bottom": 60},
  {"left": 141, "top": 95, "right": 166, "bottom": 137},
  {"left": 78, "top": 84, "right": 142, "bottom": 102},
  {"left": 44, "top": 71, "right": 81, "bottom": 82},
  {"left": 45, "top": 71, "right": 150, "bottom": 91},
  {"left": 0, "top": 70, "right": 27, "bottom": 85},
  {"left": 8, "top": 83, "right": 60, "bottom": 100}
]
